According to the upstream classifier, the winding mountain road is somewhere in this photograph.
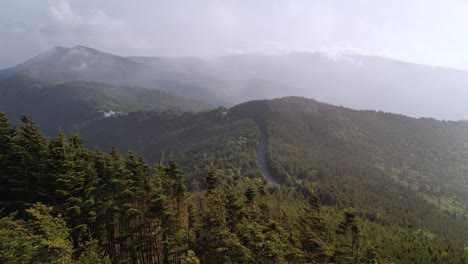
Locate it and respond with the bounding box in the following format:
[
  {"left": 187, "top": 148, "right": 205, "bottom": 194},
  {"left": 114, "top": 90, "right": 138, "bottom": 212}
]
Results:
[{"left": 258, "top": 130, "right": 278, "bottom": 185}]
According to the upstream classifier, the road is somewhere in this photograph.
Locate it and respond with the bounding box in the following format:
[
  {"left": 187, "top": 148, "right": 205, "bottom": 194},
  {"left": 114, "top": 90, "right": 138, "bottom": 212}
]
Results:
[{"left": 258, "top": 130, "right": 278, "bottom": 185}]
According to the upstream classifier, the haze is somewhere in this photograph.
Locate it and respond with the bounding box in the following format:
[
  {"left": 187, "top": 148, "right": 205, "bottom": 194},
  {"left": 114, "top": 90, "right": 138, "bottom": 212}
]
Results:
[
  {"left": 2, "top": 2, "right": 468, "bottom": 262},
  {"left": 2, "top": 0, "right": 468, "bottom": 69},
  {"left": 1, "top": 0, "right": 468, "bottom": 120}
]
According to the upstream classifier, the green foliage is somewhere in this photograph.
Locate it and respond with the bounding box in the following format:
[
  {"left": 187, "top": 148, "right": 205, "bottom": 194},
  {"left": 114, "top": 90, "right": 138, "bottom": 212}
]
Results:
[
  {"left": 0, "top": 79, "right": 212, "bottom": 136},
  {"left": 74, "top": 240, "right": 111, "bottom": 264},
  {"left": 230, "top": 97, "right": 468, "bottom": 241},
  {"left": 0, "top": 203, "right": 72, "bottom": 264},
  {"left": 1, "top": 108, "right": 468, "bottom": 263},
  {"left": 81, "top": 108, "right": 262, "bottom": 184},
  {"left": 47, "top": 81, "right": 211, "bottom": 113}
]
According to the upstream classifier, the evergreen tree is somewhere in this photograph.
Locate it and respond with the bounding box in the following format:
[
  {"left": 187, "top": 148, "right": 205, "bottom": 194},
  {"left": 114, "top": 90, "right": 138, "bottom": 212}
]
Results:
[
  {"left": 8, "top": 116, "right": 49, "bottom": 209},
  {"left": 197, "top": 167, "right": 250, "bottom": 263},
  {"left": 0, "top": 112, "right": 16, "bottom": 210},
  {"left": 335, "top": 210, "right": 360, "bottom": 263},
  {"left": 0, "top": 113, "right": 467, "bottom": 263},
  {"left": 299, "top": 194, "right": 331, "bottom": 262},
  {"left": 0, "top": 203, "right": 72, "bottom": 264}
]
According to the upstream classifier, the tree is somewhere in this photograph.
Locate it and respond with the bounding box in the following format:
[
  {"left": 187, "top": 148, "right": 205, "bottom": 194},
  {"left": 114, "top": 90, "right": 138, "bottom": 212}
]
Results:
[
  {"left": 0, "top": 112, "right": 16, "bottom": 210},
  {"left": 197, "top": 167, "right": 250, "bottom": 264},
  {"left": 299, "top": 193, "right": 331, "bottom": 262},
  {"left": 364, "top": 246, "right": 379, "bottom": 264},
  {"left": 151, "top": 160, "right": 190, "bottom": 264},
  {"left": 335, "top": 210, "right": 360, "bottom": 263},
  {"left": 55, "top": 132, "right": 98, "bottom": 252},
  {"left": 0, "top": 203, "right": 72, "bottom": 264},
  {"left": 244, "top": 187, "right": 256, "bottom": 206},
  {"left": 8, "top": 116, "right": 49, "bottom": 209}
]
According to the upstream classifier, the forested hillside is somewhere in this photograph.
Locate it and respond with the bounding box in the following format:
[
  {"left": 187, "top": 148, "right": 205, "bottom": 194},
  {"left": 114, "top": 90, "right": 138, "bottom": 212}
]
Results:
[
  {"left": 0, "top": 45, "right": 232, "bottom": 106},
  {"left": 4, "top": 45, "right": 468, "bottom": 120},
  {"left": 81, "top": 109, "right": 262, "bottom": 185},
  {"left": 1, "top": 112, "right": 467, "bottom": 263},
  {"left": 0, "top": 78, "right": 211, "bottom": 135},
  {"left": 74, "top": 97, "right": 468, "bottom": 262},
  {"left": 230, "top": 97, "right": 468, "bottom": 212}
]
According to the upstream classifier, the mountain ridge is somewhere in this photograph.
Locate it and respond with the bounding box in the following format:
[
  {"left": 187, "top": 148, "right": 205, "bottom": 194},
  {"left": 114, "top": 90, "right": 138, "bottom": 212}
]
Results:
[
  {"left": 125, "top": 49, "right": 468, "bottom": 120},
  {"left": 3, "top": 45, "right": 468, "bottom": 120},
  {"left": 72, "top": 96, "right": 468, "bottom": 250},
  {"left": 0, "top": 45, "right": 233, "bottom": 106},
  {"left": 81, "top": 96, "right": 468, "bottom": 217},
  {"left": 0, "top": 79, "right": 212, "bottom": 135}
]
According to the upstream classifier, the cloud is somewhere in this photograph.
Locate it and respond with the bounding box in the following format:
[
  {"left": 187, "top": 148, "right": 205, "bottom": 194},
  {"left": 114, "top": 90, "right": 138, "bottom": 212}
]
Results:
[
  {"left": 2, "top": 0, "right": 468, "bottom": 69},
  {"left": 71, "top": 61, "right": 88, "bottom": 72},
  {"left": 48, "top": 0, "right": 79, "bottom": 24},
  {"left": 42, "top": 0, "right": 152, "bottom": 53},
  {"left": 0, "top": 0, "right": 153, "bottom": 68}
]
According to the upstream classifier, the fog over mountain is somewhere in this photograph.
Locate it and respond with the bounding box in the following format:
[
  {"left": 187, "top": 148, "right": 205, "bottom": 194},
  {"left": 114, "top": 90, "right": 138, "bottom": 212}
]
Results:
[
  {"left": 3, "top": 0, "right": 468, "bottom": 69},
  {"left": 3, "top": 0, "right": 468, "bottom": 120},
  {"left": 2, "top": 45, "right": 467, "bottom": 120},
  {"left": 162, "top": 52, "right": 468, "bottom": 120}
]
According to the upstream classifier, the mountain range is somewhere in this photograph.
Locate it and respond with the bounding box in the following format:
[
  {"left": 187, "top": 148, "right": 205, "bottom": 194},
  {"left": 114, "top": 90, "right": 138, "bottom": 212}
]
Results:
[
  {"left": 1, "top": 45, "right": 468, "bottom": 262},
  {"left": 2, "top": 45, "right": 468, "bottom": 121},
  {"left": 129, "top": 51, "right": 468, "bottom": 120}
]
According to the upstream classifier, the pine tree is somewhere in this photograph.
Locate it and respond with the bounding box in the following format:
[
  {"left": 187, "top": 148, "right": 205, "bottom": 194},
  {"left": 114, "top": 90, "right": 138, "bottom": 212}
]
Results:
[
  {"left": 197, "top": 167, "right": 249, "bottom": 264},
  {"left": 244, "top": 187, "right": 256, "bottom": 206},
  {"left": 55, "top": 132, "right": 98, "bottom": 252},
  {"left": 0, "top": 112, "right": 16, "bottom": 210},
  {"left": 299, "top": 194, "right": 331, "bottom": 262},
  {"left": 123, "top": 151, "right": 154, "bottom": 263},
  {"left": 106, "top": 146, "right": 132, "bottom": 262},
  {"left": 8, "top": 116, "right": 49, "bottom": 209},
  {"left": 335, "top": 210, "right": 360, "bottom": 263},
  {"left": 0, "top": 203, "right": 73, "bottom": 264},
  {"left": 152, "top": 160, "right": 189, "bottom": 264}
]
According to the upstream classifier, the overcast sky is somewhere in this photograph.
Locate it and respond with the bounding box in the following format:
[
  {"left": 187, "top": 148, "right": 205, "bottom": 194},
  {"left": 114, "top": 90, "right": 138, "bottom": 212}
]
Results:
[{"left": 1, "top": 0, "right": 468, "bottom": 69}]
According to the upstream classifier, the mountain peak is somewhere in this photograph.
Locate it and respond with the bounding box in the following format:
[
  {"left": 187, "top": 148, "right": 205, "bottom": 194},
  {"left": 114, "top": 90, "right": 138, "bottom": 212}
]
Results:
[
  {"left": 71, "top": 45, "right": 101, "bottom": 53},
  {"left": 72, "top": 45, "right": 90, "bottom": 49},
  {"left": 32, "top": 45, "right": 104, "bottom": 62}
]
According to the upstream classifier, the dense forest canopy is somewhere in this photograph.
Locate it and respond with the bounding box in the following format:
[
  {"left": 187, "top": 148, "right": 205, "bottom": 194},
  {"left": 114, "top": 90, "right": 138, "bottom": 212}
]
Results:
[{"left": 2, "top": 95, "right": 468, "bottom": 263}]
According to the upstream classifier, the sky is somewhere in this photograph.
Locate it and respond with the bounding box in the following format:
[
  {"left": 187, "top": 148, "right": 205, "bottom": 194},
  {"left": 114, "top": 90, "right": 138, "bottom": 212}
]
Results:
[{"left": 1, "top": 0, "right": 468, "bottom": 69}]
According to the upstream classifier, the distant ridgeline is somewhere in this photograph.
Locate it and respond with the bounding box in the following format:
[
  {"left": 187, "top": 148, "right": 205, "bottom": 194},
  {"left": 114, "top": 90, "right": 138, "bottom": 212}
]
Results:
[
  {"left": 0, "top": 79, "right": 212, "bottom": 136},
  {"left": 1, "top": 45, "right": 468, "bottom": 263},
  {"left": 2, "top": 45, "right": 468, "bottom": 125},
  {"left": 1, "top": 98, "right": 468, "bottom": 263}
]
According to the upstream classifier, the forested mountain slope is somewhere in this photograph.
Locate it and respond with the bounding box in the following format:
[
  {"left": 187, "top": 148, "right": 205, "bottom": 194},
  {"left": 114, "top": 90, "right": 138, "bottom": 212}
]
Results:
[
  {"left": 0, "top": 79, "right": 211, "bottom": 135},
  {"left": 79, "top": 97, "right": 468, "bottom": 246},
  {"left": 81, "top": 109, "right": 262, "bottom": 185},
  {"left": 1, "top": 112, "right": 467, "bottom": 263},
  {"left": 0, "top": 45, "right": 232, "bottom": 106},
  {"left": 230, "top": 97, "right": 468, "bottom": 209},
  {"left": 4, "top": 46, "right": 468, "bottom": 120}
]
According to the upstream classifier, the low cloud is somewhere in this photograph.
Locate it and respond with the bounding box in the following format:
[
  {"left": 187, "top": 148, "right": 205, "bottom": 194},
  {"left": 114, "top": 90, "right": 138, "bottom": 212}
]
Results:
[
  {"left": 2, "top": 0, "right": 468, "bottom": 69},
  {"left": 43, "top": 0, "right": 152, "bottom": 54},
  {"left": 0, "top": 0, "right": 153, "bottom": 68},
  {"left": 71, "top": 61, "right": 88, "bottom": 72}
]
